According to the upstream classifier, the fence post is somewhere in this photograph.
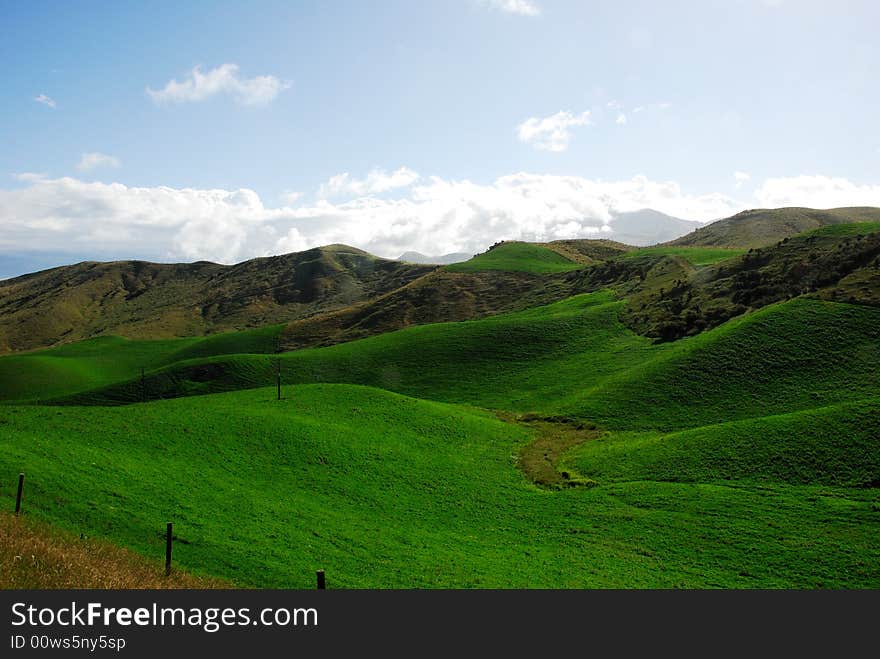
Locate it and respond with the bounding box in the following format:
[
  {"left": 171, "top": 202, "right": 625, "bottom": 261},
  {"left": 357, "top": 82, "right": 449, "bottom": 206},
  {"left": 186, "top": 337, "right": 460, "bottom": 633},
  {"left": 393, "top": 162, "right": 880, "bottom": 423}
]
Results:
[
  {"left": 14, "top": 473, "right": 24, "bottom": 515},
  {"left": 316, "top": 569, "right": 326, "bottom": 590},
  {"left": 165, "top": 522, "right": 173, "bottom": 576}
]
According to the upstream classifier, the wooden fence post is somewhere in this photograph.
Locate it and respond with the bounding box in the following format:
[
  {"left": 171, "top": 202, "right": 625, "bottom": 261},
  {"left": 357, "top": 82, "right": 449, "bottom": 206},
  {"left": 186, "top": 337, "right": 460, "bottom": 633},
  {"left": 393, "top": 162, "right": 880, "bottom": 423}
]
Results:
[
  {"left": 316, "top": 569, "right": 326, "bottom": 590},
  {"left": 165, "top": 522, "right": 173, "bottom": 576},
  {"left": 14, "top": 473, "right": 24, "bottom": 515}
]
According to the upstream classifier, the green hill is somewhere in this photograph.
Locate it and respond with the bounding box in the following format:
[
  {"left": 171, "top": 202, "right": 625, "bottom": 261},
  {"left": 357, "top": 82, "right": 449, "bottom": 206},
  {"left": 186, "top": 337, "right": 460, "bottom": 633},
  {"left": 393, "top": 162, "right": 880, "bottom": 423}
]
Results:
[
  {"left": 0, "top": 325, "right": 284, "bottom": 403},
  {"left": 566, "top": 299, "right": 880, "bottom": 430},
  {"left": 570, "top": 397, "right": 880, "bottom": 487},
  {"left": 445, "top": 242, "right": 582, "bottom": 273}
]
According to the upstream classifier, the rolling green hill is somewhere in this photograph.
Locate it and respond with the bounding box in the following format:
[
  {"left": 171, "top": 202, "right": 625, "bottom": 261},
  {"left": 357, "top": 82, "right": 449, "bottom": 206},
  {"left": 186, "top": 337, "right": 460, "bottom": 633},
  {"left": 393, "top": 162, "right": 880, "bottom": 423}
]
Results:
[
  {"left": 39, "top": 297, "right": 880, "bottom": 442},
  {"left": 445, "top": 242, "right": 583, "bottom": 273},
  {"left": 44, "top": 291, "right": 658, "bottom": 409},
  {"left": 0, "top": 325, "right": 284, "bottom": 403},
  {"left": 570, "top": 397, "right": 880, "bottom": 487}
]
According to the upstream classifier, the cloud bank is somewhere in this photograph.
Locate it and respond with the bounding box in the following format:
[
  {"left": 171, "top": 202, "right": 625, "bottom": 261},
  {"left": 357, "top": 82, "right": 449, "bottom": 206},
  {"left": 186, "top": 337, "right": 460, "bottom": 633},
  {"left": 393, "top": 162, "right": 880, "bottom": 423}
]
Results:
[{"left": 1, "top": 172, "right": 878, "bottom": 267}]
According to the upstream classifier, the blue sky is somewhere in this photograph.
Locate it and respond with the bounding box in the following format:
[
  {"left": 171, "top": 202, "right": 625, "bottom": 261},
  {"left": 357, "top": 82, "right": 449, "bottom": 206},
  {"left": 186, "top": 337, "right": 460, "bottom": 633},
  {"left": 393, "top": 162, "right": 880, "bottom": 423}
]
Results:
[{"left": 1, "top": 0, "right": 879, "bottom": 276}]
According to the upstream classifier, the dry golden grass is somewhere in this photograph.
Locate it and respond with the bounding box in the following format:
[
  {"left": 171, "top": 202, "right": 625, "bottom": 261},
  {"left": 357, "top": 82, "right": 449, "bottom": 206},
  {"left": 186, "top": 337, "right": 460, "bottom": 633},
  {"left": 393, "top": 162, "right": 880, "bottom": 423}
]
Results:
[{"left": 0, "top": 513, "right": 229, "bottom": 589}]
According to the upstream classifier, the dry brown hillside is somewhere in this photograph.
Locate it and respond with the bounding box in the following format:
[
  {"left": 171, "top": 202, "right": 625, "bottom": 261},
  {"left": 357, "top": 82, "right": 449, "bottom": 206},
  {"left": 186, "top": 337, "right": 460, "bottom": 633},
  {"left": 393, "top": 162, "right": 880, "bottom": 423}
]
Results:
[
  {"left": 669, "top": 207, "right": 880, "bottom": 248},
  {"left": 0, "top": 245, "right": 433, "bottom": 353}
]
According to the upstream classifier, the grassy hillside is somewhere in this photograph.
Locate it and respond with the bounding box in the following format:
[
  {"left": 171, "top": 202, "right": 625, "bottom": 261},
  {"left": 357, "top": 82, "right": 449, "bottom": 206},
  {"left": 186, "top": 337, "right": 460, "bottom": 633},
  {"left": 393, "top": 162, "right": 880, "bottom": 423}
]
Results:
[
  {"left": 279, "top": 268, "right": 581, "bottom": 352},
  {"left": 2, "top": 385, "right": 878, "bottom": 588},
  {"left": 570, "top": 397, "right": 880, "bottom": 487},
  {"left": 445, "top": 242, "right": 582, "bottom": 273},
  {"left": 0, "top": 245, "right": 433, "bottom": 353},
  {"left": 617, "top": 246, "right": 745, "bottom": 266},
  {"left": 670, "top": 207, "right": 880, "bottom": 248},
  {"left": 544, "top": 239, "right": 632, "bottom": 264},
  {"left": 566, "top": 299, "right": 880, "bottom": 430},
  {"left": 51, "top": 291, "right": 661, "bottom": 410},
  {"left": 0, "top": 325, "right": 284, "bottom": 403},
  {"left": 44, "top": 297, "right": 880, "bottom": 443},
  {"left": 624, "top": 222, "right": 880, "bottom": 340}
]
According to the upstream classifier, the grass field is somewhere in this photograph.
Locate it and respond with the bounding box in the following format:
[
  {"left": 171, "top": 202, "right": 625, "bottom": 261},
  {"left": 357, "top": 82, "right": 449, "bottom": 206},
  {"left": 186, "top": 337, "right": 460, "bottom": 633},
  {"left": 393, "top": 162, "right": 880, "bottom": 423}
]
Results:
[
  {"left": 802, "top": 221, "right": 880, "bottom": 238},
  {"left": 2, "top": 385, "right": 878, "bottom": 588},
  {"left": 445, "top": 242, "right": 583, "bottom": 273}
]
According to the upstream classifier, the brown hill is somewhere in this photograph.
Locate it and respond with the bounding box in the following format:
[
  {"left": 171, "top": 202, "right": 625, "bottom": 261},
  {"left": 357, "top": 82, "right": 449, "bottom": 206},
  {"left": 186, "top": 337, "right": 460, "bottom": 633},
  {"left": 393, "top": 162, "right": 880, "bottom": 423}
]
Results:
[
  {"left": 669, "top": 207, "right": 880, "bottom": 248},
  {"left": 0, "top": 245, "right": 433, "bottom": 353},
  {"left": 280, "top": 268, "right": 581, "bottom": 351}
]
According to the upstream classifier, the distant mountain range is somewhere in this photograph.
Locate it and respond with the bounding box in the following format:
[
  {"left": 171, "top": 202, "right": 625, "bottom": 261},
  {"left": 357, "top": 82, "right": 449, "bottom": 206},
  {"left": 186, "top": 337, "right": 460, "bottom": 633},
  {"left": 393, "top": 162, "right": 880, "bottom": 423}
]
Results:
[
  {"left": 397, "top": 251, "right": 473, "bottom": 265},
  {"left": 606, "top": 209, "right": 702, "bottom": 246}
]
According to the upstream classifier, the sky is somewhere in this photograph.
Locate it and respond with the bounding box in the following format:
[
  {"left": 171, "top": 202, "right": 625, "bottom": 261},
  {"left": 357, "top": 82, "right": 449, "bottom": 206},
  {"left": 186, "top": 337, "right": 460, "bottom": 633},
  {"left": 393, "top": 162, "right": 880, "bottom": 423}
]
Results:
[{"left": 1, "top": 0, "right": 879, "bottom": 277}]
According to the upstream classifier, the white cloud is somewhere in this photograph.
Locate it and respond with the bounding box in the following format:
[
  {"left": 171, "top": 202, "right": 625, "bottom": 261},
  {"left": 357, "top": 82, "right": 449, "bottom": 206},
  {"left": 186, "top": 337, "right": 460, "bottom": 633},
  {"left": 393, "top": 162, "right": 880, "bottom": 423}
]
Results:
[
  {"left": 517, "top": 111, "right": 591, "bottom": 152},
  {"left": 318, "top": 167, "right": 420, "bottom": 199},
  {"left": 76, "top": 152, "right": 121, "bottom": 172},
  {"left": 7, "top": 171, "right": 877, "bottom": 268},
  {"left": 632, "top": 106, "right": 645, "bottom": 114},
  {"left": 485, "top": 0, "right": 541, "bottom": 16},
  {"left": 658, "top": 102, "right": 673, "bottom": 110},
  {"left": 147, "top": 63, "right": 289, "bottom": 106},
  {"left": 755, "top": 175, "right": 880, "bottom": 208},
  {"left": 0, "top": 173, "right": 749, "bottom": 264},
  {"left": 734, "top": 171, "right": 751, "bottom": 188},
  {"left": 615, "top": 113, "right": 627, "bottom": 125},
  {"left": 34, "top": 94, "right": 56, "bottom": 108}
]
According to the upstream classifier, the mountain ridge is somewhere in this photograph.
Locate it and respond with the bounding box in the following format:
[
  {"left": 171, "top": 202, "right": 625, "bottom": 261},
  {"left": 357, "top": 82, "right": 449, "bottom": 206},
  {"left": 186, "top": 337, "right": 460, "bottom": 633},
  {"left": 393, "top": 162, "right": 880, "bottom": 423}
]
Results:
[{"left": 669, "top": 206, "right": 880, "bottom": 248}]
